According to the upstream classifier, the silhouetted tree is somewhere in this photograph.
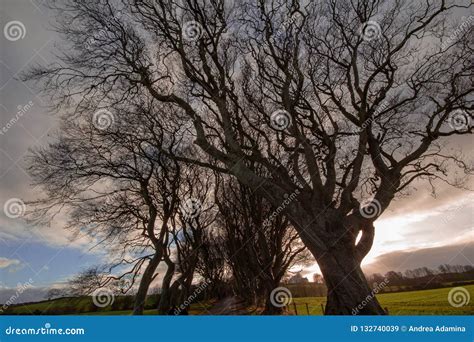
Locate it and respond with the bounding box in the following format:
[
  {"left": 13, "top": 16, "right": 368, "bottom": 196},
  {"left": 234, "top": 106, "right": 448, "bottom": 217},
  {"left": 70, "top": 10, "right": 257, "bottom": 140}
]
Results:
[
  {"left": 158, "top": 167, "right": 216, "bottom": 314},
  {"left": 26, "top": 100, "right": 186, "bottom": 314},
  {"left": 215, "top": 172, "right": 310, "bottom": 314},
  {"left": 24, "top": 0, "right": 473, "bottom": 314}
]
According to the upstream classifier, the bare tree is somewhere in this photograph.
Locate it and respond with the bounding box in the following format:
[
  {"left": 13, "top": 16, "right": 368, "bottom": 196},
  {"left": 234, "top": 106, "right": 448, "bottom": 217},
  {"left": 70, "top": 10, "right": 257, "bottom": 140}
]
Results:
[
  {"left": 26, "top": 99, "right": 186, "bottom": 314},
  {"left": 63, "top": 266, "right": 129, "bottom": 297},
  {"left": 195, "top": 230, "right": 228, "bottom": 300},
  {"left": 24, "top": 0, "right": 473, "bottom": 314},
  {"left": 215, "top": 172, "right": 310, "bottom": 314},
  {"left": 158, "top": 167, "right": 216, "bottom": 314},
  {"left": 46, "top": 288, "right": 68, "bottom": 301}
]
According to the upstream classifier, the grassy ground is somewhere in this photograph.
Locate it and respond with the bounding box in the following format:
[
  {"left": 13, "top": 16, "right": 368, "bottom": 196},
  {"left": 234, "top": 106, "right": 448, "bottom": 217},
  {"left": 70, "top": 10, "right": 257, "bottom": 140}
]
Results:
[
  {"left": 3, "top": 296, "right": 99, "bottom": 315},
  {"left": 2, "top": 295, "right": 213, "bottom": 316},
  {"left": 291, "top": 285, "right": 474, "bottom": 315},
  {"left": 3, "top": 285, "right": 473, "bottom": 315},
  {"left": 80, "top": 302, "right": 215, "bottom": 316}
]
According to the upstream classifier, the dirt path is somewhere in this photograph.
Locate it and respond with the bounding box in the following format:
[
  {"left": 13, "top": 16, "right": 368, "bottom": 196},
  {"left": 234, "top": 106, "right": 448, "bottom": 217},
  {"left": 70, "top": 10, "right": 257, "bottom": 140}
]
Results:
[{"left": 206, "top": 296, "right": 250, "bottom": 315}]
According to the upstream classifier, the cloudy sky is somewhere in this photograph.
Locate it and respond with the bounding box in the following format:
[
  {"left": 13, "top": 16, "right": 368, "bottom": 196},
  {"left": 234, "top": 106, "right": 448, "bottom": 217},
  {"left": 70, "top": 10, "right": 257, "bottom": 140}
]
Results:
[{"left": 0, "top": 0, "right": 472, "bottom": 302}]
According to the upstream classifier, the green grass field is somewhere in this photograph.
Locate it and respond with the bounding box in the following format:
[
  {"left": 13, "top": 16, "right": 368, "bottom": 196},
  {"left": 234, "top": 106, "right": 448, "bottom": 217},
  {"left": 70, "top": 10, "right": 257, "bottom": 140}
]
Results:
[
  {"left": 291, "top": 285, "right": 474, "bottom": 315},
  {"left": 1, "top": 295, "right": 213, "bottom": 316},
  {"left": 3, "top": 285, "right": 473, "bottom": 315}
]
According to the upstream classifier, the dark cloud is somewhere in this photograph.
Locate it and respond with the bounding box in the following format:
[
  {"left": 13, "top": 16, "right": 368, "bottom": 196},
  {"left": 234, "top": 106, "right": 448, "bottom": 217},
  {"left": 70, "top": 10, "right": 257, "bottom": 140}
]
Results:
[{"left": 363, "top": 241, "right": 474, "bottom": 276}]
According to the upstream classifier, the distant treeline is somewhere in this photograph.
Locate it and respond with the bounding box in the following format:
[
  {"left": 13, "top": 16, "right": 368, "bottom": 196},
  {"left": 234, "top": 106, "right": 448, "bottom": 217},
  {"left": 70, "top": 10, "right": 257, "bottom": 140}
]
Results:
[
  {"left": 2, "top": 295, "right": 159, "bottom": 316},
  {"left": 286, "top": 264, "right": 474, "bottom": 298}
]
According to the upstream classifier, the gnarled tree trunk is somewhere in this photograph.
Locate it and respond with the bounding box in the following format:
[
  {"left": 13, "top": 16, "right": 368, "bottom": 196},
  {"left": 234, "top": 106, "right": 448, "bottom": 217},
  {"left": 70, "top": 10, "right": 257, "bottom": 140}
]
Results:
[
  {"left": 157, "top": 255, "right": 175, "bottom": 314},
  {"left": 298, "top": 216, "right": 385, "bottom": 315},
  {"left": 132, "top": 254, "right": 161, "bottom": 315},
  {"left": 318, "top": 250, "right": 385, "bottom": 315},
  {"left": 261, "top": 279, "right": 285, "bottom": 315}
]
